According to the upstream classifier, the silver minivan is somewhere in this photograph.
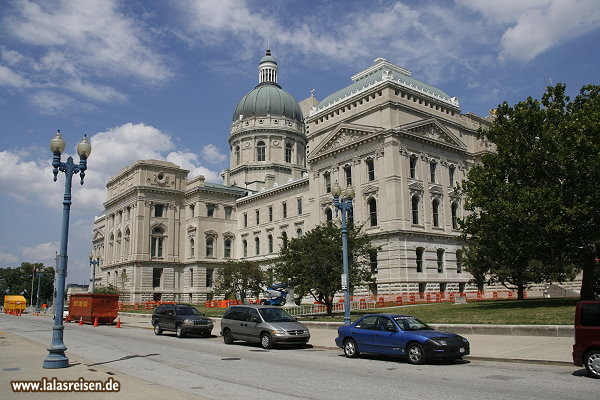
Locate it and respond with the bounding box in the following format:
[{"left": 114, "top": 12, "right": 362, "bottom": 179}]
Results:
[{"left": 220, "top": 305, "right": 310, "bottom": 349}]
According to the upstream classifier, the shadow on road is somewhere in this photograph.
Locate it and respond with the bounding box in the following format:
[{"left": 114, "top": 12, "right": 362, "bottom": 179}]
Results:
[{"left": 86, "top": 353, "right": 160, "bottom": 366}]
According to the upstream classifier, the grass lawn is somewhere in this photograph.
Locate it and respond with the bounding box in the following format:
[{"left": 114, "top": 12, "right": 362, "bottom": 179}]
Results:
[
  {"left": 300, "top": 297, "right": 578, "bottom": 325},
  {"left": 121, "top": 297, "right": 578, "bottom": 325}
]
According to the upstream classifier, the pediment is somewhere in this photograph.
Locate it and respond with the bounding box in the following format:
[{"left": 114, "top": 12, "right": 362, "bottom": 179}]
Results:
[
  {"left": 398, "top": 119, "right": 465, "bottom": 149},
  {"left": 92, "top": 231, "right": 104, "bottom": 242},
  {"left": 429, "top": 184, "right": 444, "bottom": 195},
  {"left": 362, "top": 185, "right": 379, "bottom": 196},
  {"left": 310, "top": 123, "right": 382, "bottom": 159},
  {"left": 408, "top": 181, "right": 424, "bottom": 191}
]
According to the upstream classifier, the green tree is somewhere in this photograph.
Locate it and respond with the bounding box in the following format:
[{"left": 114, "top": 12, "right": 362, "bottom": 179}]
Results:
[
  {"left": 0, "top": 263, "right": 55, "bottom": 306},
  {"left": 460, "top": 84, "right": 599, "bottom": 299},
  {"left": 94, "top": 284, "right": 119, "bottom": 295},
  {"left": 212, "top": 260, "right": 265, "bottom": 302},
  {"left": 275, "top": 222, "right": 376, "bottom": 315}
]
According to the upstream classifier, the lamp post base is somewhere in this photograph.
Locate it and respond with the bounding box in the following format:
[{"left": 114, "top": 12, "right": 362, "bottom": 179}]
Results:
[{"left": 43, "top": 352, "right": 69, "bottom": 369}]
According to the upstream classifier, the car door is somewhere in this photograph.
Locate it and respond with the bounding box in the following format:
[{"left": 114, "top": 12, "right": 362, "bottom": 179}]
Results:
[
  {"left": 351, "top": 315, "right": 379, "bottom": 353},
  {"left": 242, "top": 308, "right": 262, "bottom": 342},
  {"left": 164, "top": 308, "right": 177, "bottom": 331},
  {"left": 230, "top": 307, "right": 250, "bottom": 340},
  {"left": 372, "top": 316, "right": 402, "bottom": 355}
]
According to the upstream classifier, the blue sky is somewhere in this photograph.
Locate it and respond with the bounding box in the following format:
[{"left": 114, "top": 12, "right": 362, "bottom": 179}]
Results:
[{"left": 1, "top": 0, "right": 599, "bottom": 286}]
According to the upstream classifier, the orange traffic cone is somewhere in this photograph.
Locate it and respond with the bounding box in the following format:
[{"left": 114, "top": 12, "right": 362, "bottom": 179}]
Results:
[
  {"left": 79, "top": 317, "right": 83, "bottom": 325},
  {"left": 116, "top": 318, "right": 121, "bottom": 328},
  {"left": 93, "top": 317, "right": 98, "bottom": 327}
]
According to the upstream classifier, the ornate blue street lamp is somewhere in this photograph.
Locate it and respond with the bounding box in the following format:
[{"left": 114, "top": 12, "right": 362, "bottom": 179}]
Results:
[
  {"left": 44, "top": 130, "right": 91, "bottom": 369},
  {"left": 89, "top": 255, "right": 100, "bottom": 294},
  {"left": 332, "top": 181, "right": 355, "bottom": 326}
]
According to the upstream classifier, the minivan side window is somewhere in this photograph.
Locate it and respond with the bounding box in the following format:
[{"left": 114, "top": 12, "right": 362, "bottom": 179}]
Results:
[
  {"left": 582, "top": 303, "right": 600, "bottom": 326},
  {"left": 247, "top": 308, "right": 260, "bottom": 322}
]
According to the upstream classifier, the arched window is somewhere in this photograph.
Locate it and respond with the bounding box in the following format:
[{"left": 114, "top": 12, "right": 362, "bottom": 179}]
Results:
[
  {"left": 368, "top": 198, "right": 377, "bottom": 226},
  {"left": 109, "top": 234, "right": 114, "bottom": 262},
  {"left": 437, "top": 248, "right": 445, "bottom": 273},
  {"left": 416, "top": 247, "right": 424, "bottom": 272},
  {"left": 257, "top": 141, "right": 266, "bottom": 161},
  {"left": 206, "top": 237, "right": 214, "bottom": 257},
  {"left": 255, "top": 237, "right": 260, "bottom": 255},
  {"left": 124, "top": 229, "right": 130, "bottom": 260},
  {"left": 456, "top": 249, "right": 463, "bottom": 273},
  {"left": 285, "top": 142, "right": 293, "bottom": 163},
  {"left": 325, "top": 208, "right": 333, "bottom": 221},
  {"left": 411, "top": 195, "right": 420, "bottom": 225},
  {"left": 281, "top": 231, "right": 288, "bottom": 249},
  {"left": 189, "top": 238, "right": 195, "bottom": 257},
  {"left": 451, "top": 202, "right": 459, "bottom": 229},
  {"left": 224, "top": 239, "right": 232, "bottom": 258},
  {"left": 268, "top": 234, "right": 273, "bottom": 253},
  {"left": 242, "top": 239, "right": 248, "bottom": 258},
  {"left": 235, "top": 146, "right": 240, "bottom": 165},
  {"left": 432, "top": 199, "right": 440, "bottom": 227},
  {"left": 116, "top": 231, "right": 122, "bottom": 261},
  {"left": 297, "top": 228, "right": 303, "bottom": 238},
  {"left": 409, "top": 155, "right": 418, "bottom": 179},
  {"left": 151, "top": 227, "right": 165, "bottom": 258}
]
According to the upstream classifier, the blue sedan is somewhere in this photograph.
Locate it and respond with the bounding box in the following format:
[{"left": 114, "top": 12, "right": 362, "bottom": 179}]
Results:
[{"left": 335, "top": 314, "right": 470, "bottom": 364}]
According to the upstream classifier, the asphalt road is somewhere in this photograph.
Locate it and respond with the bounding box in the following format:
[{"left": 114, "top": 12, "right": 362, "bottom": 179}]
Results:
[{"left": 1, "top": 315, "right": 596, "bottom": 400}]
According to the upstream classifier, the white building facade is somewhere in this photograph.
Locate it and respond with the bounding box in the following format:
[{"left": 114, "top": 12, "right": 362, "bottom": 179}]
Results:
[{"left": 91, "top": 52, "right": 493, "bottom": 303}]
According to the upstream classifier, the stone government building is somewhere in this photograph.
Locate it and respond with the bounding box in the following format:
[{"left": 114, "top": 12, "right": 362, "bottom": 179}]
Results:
[{"left": 91, "top": 51, "right": 495, "bottom": 304}]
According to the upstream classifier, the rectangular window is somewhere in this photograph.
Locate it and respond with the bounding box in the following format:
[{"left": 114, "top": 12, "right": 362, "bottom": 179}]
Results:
[
  {"left": 437, "top": 249, "right": 444, "bottom": 273},
  {"left": 430, "top": 161, "right": 437, "bottom": 183},
  {"left": 224, "top": 206, "right": 232, "bottom": 219},
  {"left": 367, "top": 159, "right": 375, "bottom": 181},
  {"left": 154, "top": 204, "right": 164, "bottom": 217},
  {"left": 324, "top": 172, "right": 331, "bottom": 193},
  {"left": 206, "top": 269, "right": 214, "bottom": 288},
  {"left": 344, "top": 166, "right": 352, "bottom": 186},
  {"left": 152, "top": 268, "right": 162, "bottom": 288},
  {"left": 410, "top": 156, "right": 418, "bottom": 179},
  {"left": 189, "top": 268, "right": 194, "bottom": 287},
  {"left": 224, "top": 239, "right": 232, "bottom": 258},
  {"left": 207, "top": 204, "right": 216, "bottom": 217},
  {"left": 297, "top": 198, "right": 303, "bottom": 215},
  {"left": 268, "top": 206, "right": 273, "bottom": 222},
  {"left": 282, "top": 202, "right": 287, "bottom": 218},
  {"left": 243, "top": 213, "right": 248, "bottom": 227},
  {"left": 255, "top": 209, "right": 260, "bottom": 225},
  {"left": 456, "top": 250, "right": 463, "bottom": 273},
  {"left": 189, "top": 204, "right": 195, "bottom": 218},
  {"left": 449, "top": 166, "right": 456, "bottom": 187}
]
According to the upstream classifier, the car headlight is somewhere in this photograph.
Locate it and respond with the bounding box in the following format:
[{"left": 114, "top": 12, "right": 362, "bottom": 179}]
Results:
[
  {"left": 429, "top": 339, "right": 447, "bottom": 346},
  {"left": 183, "top": 319, "right": 194, "bottom": 325},
  {"left": 271, "top": 330, "right": 287, "bottom": 335}
]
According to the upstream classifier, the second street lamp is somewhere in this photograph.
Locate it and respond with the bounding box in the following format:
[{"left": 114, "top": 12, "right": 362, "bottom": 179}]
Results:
[
  {"left": 332, "top": 181, "right": 355, "bottom": 326},
  {"left": 44, "top": 130, "right": 91, "bottom": 369},
  {"left": 89, "top": 255, "right": 100, "bottom": 294}
]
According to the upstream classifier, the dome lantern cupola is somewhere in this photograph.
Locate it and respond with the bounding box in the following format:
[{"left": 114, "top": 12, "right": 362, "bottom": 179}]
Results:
[{"left": 259, "top": 49, "right": 278, "bottom": 84}]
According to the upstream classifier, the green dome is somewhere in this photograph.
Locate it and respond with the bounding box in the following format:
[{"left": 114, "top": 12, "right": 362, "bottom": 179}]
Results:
[{"left": 232, "top": 82, "right": 304, "bottom": 123}]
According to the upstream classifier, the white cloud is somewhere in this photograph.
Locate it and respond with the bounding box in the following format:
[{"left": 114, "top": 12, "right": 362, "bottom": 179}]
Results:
[
  {"left": 458, "top": 0, "right": 600, "bottom": 61},
  {"left": 20, "top": 242, "right": 59, "bottom": 265},
  {"left": 0, "top": 64, "right": 31, "bottom": 88},
  {"left": 64, "top": 79, "right": 127, "bottom": 103},
  {"left": 201, "top": 144, "right": 227, "bottom": 164},
  {"left": 29, "top": 90, "right": 95, "bottom": 114},
  {"left": 0, "top": 123, "right": 223, "bottom": 214},
  {"left": 0, "top": 250, "right": 19, "bottom": 265}
]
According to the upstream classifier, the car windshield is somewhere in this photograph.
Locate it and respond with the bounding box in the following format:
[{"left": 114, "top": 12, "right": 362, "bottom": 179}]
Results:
[
  {"left": 175, "top": 306, "right": 202, "bottom": 316},
  {"left": 393, "top": 316, "right": 431, "bottom": 331},
  {"left": 258, "top": 308, "right": 296, "bottom": 322}
]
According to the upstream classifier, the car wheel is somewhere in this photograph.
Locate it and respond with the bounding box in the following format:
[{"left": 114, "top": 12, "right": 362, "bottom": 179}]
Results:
[
  {"left": 343, "top": 339, "right": 359, "bottom": 358},
  {"left": 153, "top": 322, "right": 162, "bottom": 335},
  {"left": 407, "top": 343, "right": 426, "bottom": 365},
  {"left": 176, "top": 324, "right": 185, "bottom": 338},
  {"left": 584, "top": 350, "right": 600, "bottom": 379},
  {"left": 260, "top": 333, "right": 274, "bottom": 349},
  {"left": 203, "top": 330, "right": 211, "bottom": 338},
  {"left": 223, "top": 330, "right": 234, "bottom": 344}
]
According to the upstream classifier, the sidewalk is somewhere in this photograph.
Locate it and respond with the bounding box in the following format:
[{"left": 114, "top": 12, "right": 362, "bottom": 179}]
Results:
[
  {"left": 115, "top": 313, "right": 574, "bottom": 364},
  {"left": 0, "top": 329, "right": 209, "bottom": 400}
]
